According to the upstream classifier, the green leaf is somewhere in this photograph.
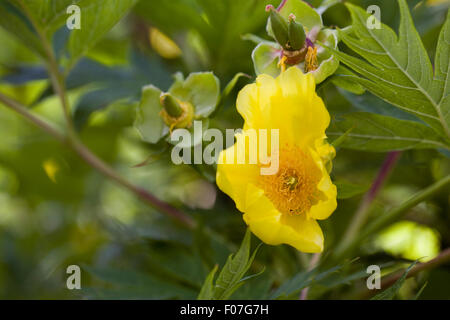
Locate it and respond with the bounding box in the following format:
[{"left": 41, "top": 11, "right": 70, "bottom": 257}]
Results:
[
  {"left": 326, "top": 0, "right": 450, "bottom": 141},
  {"left": 317, "top": 0, "right": 341, "bottom": 15},
  {"left": 210, "top": 72, "right": 251, "bottom": 118},
  {"left": 221, "top": 72, "right": 250, "bottom": 101},
  {"left": 251, "top": 42, "right": 281, "bottom": 78},
  {"left": 197, "top": 264, "right": 218, "bottom": 300},
  {"left": 169, "top": 72, "right": 220, "bottom": 118},
  {"left": 66, "top": 0, "right": 137, "bottom": 69},
  {"left": 331, "top": 66, "right": 365, "bottom": 95},
  {"left": 331, "top": 126, "right": 353, "bottom": 148},
  {"left": 276, "top": 0, "right": 322, "bottom": 30},
  {"left": 0, "top": 0, "right": 45, "bottom": 57},
  {"left": 212, "top": 229, "right": 261, "bottom": 300},
  {"left": 11, "top": 0, "right": 82, "bottom": 37},
  {"left": 134, "top": 85, "right": 167, "bottom": 144},
  {"left": 336, "top": 180, "right": 368, "bottom": 199},
  {"left": 434, "top": 8, "right": 450, "bottom": 132},
  {"left": 271, "top": 263, "right": 346, "bottom": 299},
  {"left": 241, "top": 33, "right": 273, "bottom": 45},
  {"left": 371, "top": 261, "right": 418, "bottom": 300},
  {"left": 328, "top": 112, "right": 450, "bottom": 152},
  {"left": 414, "top": 281, "right": 428, "bottom": 300},
  {"left": 270, "top": 269, "right": 315, "bottom": 299}
]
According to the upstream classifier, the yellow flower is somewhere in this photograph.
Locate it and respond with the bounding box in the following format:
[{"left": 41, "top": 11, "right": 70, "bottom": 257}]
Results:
[{"left": 216, "top": 67, "right": 337, "bottom": 253}]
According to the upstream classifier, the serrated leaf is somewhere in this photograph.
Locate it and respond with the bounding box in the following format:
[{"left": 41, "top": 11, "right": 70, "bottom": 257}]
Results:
[
  {"left": 270, "top": 269, "right": 315, "bottom": 299},
  {"left": 328, "top": 112, "right": 449, "bottom": 151},
  {"left": 197, "top": 264, "right": 218, "bottom": 300},
  {"left": 169, "top": 72, "right": 220, "bottom": 118},
  {"left": 339, "top": 89, "right": 418, "bottom": 121},
  {"left": 371, "top": 261, "right": 418, "bottom": 300},
  {"left": 271, "top": 259, "right": 358, "bottom": 299},
  {"left": 66, "top": 0, "right": 137, "bottom": 69},
  {"left": 326, "top": 0, "right": 450, "bottom": 141},
  {"left": 331, "top": 66, "right": 365, "bottom": 95},
  {"left": 212, "top": 229, "right": 261, "bottom": 300}
]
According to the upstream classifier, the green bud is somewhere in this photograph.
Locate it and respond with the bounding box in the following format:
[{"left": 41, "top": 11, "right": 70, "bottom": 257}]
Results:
[
  {"left": 288, "top": 19, "right": 306, "bottom": 51},
  {"left": 160, "top": 93, "right": 183, "bottom": 118},
  {"left": 269, "top": 9, "right": 289, "bottom": 49}
]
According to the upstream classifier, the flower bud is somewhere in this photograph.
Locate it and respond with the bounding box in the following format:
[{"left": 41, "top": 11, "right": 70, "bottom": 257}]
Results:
[
  {"left": 159, "top": 93, "right": 194, "bottom": 130},
  {"left": 269, "top": 8, "right": 289, "bottom": 49},
  {"left": 160, "top": 93, "right": 183, "bottom": 117},
  {"left": 288, "top": 19, "right": 306, "bottom": 51}
]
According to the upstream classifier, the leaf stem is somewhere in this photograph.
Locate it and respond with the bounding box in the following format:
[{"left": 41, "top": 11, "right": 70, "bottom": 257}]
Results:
[
  {"left": 16, "top": 0, "right": 74, "bottom": 134},
  {"left": 334, "top": 151, "right": 401, "bottom": 258},
  {"left": 0, "top": 93, "right": 65, "bottom": 142}
]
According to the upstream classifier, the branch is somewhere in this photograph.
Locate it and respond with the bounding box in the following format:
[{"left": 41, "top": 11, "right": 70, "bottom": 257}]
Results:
[
  {"left": 333, "top": 174, "right": 450, "bottom": 261},
  {"left": 0, "top": 92, "right": 196, "bottom": 228},
  {"left": 9, "top": 3, "right": 195, "bottom": 228},
  {"left": 0, "top": 93, "right": 65, "bottom": 142}
]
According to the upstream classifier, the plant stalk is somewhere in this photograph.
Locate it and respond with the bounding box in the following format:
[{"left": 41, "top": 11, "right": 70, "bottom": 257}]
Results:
[
  {"left": 335, "top": 174, "right": 450, "bottom": 261},
  {"left": 334, "top": 151, "right": 401, "bottom": 258},
  {"left": 0, "top": 92, "right": 196, "bottom": 228}
]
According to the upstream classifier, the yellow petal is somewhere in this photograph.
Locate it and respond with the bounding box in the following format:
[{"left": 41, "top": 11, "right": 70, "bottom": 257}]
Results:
[
  {"left": 243, "top": 184, "right": 324, "bottom": 253},
  {"left": 308, "top": 147, "right": 337, "bottom": 220},
  {"left": 216, "top": 132, "right": 259, "bottom": 212},
  {"left": 236, "top": 67, "right": 330, "bottom": 147},
  {"left": 236, "top": 74, "right": 278, "bottom": 131}
]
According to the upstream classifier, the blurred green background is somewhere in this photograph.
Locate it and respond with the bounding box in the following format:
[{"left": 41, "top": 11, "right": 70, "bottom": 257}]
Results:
[{"left": 0, "top": 0, "right": 448, "bottom": 299}]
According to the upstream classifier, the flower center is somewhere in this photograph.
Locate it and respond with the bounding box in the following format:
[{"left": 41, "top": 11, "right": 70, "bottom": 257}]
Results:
[{"left": 258, "top": 144, "right": 324, "bottom": 215}]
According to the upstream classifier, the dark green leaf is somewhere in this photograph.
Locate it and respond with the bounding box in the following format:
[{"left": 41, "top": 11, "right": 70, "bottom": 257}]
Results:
[
  {"left": 326, "top": 0, "right": 450, "bottom": 141},
  {"left": 371, "top": 261, "right": 418, "bottom": 300},
  {"left": 212, "top": 229, "right": 261, "bottom": 300},
  {"left": 66, "top": 0, "right": 137, "bottom": 69},
  {"left": 328, "top": 112, "right": 449, "bottom": 151},
  {"left": 197, "top": 264, "right": 218, "bottom": 300}
]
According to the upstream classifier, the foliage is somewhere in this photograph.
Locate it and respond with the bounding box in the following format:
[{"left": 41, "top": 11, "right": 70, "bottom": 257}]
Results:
[
  {"left": 326, "top": 0, "right": 450, "bottom": 151},
  {"left": 0, "top": 0, "right": 449, "bottom": 300}
]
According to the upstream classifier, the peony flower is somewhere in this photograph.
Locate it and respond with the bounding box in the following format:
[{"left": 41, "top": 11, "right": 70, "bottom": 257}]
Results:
[{"left": 216, "top": 67, "right": 337, "bottom": 253}]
